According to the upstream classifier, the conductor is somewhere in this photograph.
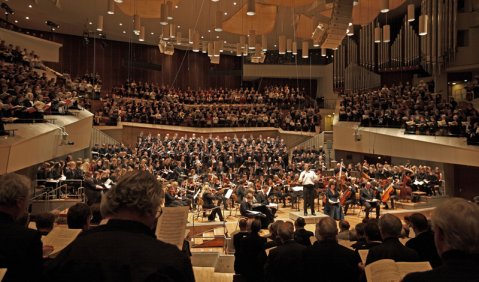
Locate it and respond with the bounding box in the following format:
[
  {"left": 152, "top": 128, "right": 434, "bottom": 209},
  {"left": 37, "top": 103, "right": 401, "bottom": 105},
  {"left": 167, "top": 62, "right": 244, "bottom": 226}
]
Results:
[{"left": 299, "top": 164, "right": 318, "bottom": 216}]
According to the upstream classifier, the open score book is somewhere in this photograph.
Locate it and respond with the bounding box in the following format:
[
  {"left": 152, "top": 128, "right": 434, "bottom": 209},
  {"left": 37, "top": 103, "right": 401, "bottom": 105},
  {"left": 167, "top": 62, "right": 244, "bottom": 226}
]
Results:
[{"left": 365, "top": 259, "right": 432, "bottom": 282}]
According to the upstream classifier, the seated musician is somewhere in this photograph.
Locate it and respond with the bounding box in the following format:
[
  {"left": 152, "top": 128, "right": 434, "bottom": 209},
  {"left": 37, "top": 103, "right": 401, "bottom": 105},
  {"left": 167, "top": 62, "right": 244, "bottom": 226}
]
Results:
[
  {"left": 342, "top": 184, "right": 357, "bottom": 215},
  {"left": 201, "top": 186, "right": 224, "bottom": 222},
  {"left": 255, "top": 187, "right": 277, "bottom": 216},
  {"left": 383, "top": 178, "right": 399, "bottom": 210},
  {"left": 240, "top": 193, "right": 272, "bottom": 229},
  {"left": 325, "top": 180, "right": 343, "bottom": 220},
  {"left": 165, "top": 184, "right": 190, "bottom": 208},
  {"left": 360, "top": 182, "right": 380, "bottom": 219}
]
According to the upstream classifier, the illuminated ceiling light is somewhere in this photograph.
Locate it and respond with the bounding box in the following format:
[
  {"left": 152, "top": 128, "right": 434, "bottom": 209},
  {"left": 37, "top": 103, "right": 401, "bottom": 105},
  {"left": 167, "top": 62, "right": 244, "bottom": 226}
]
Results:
[
  {"left": 167, "top": 1, "right": 173, "bottom": 20},
  {"left": 25, "top": 16, "right": 30, "bottom": 20},
  {"left": 302, "top": 41, "right": 309, "bottom": 58},
  {"left": 133, "top": 14, "right": 140, "bottom": 34},
  {"left": 248, "top": 30, "right": 256, "bottom": 49},
  {"left": 240, "top": 36, "right": 246, "bottom": 48},
  {"left": 160, "top": 3, "right": 168, "bottom": 25},
  {"left": 192, "top": 31, "right": 200, "bottom": 52},
  {"left": 107, "top": 0, "right": 115, "bottom": 14},
  {"left": 383, "top": 24, "right": 390, "bottom": 43},
  {"left": 347, "top": 28, "right": 354, "bottom": 36},
  {"left": 114, "top": 0, "right": 123, "bottom": 3},
  {"left": 313, "top": 39, "right": 319, "bottom": 47},
  {"left": 215, "top": 10, "right": 223, "bottom": 32},
  {"left": 208, "top": 42, "right": 213, "bottom": 57},
  {"left": 407, "top": 4, "right": 415, "bottom": 22},
  {"left": 211, "top": 0, "right": 219, "bottom": 2},
  {"left": 139, "top": 26, "right": 145, "bottom": 42},
  {"left": 353, "top": 1, "right": 359, "bottom": 5},
  {"left": 202, "top": 41, "right": 208, "bottom": 53},
  {"left": 214, "top": 41, "right": 220, "bottom": 57},
  {"left": 374, "top": 26, "right": 381, "bottom": 43},
  {"left": 261, "top": 35, "right": 267, "bottom": 51},
  {"left": 96, "top": 15, "right": 103, "bottom": 31},
  {"left": 162, "top": 25, "right": 170, "bottom": 40},
  {"left": 188, "top": 28, "right": 194, "bottom": 44},
  {"left": 28, "top": 4, "right": 32, "bottom": 8},
  {"left": 247, "top": 0, "right": 255, "bottom": 16},
  {"left": 278, "top": 35, "right": 286, "bottom": 54},
  {"left": 219, "top": 40, "right": 224, "bottom": 52},
  {"left": 380, "top": 0, "right": 389, "bottom": 13},
  {"left": 419, "top": 14, "right": 428, "bottom": 35},
  {"left": 236, "top": 43, "right": 242, "bottom": 56},
  {"left": 321, "top": 48, "right": 326, "bottom": 57},
  {"left": 176, "top": 31, "right": 182, "bottom": 44},
  {"left": 287, "top": 38, "right": 292, "bottom": 53},
  {"left": 169, "top": 23, "right": 175, "bottom": 38},
  {"left": 292, "top": 41, "right": 297, "bottom": 55}
]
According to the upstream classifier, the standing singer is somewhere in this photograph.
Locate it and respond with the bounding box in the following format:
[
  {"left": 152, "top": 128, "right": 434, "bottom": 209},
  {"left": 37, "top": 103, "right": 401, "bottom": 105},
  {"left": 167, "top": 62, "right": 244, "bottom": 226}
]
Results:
[{"left": 299, "top": 164, "right": 318, "bottom": 216}]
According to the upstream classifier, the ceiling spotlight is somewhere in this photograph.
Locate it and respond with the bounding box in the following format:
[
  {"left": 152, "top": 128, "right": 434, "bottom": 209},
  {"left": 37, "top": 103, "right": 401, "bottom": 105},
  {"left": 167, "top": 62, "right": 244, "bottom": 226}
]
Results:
[
  {"left": 107, "top": 0, "right": 115, "bottom": 14},
  {"left": 114, "top": 0, "right": 123, "bottom": 3},
  {"left": 45, "top": 20, "right": 59, "bottom": 29},
  {"left": 1, "top": 3, "right": 14, "bottom": 15},
  {"left": 380, "top": 0, "right": 389, "bottom": 13}
]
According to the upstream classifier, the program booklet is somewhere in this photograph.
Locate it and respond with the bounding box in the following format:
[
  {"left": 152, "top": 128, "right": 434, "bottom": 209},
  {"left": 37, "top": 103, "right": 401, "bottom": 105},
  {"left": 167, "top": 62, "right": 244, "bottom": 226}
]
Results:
[{"left": 365, "top": 259, "right": 432, "bottom": 282}]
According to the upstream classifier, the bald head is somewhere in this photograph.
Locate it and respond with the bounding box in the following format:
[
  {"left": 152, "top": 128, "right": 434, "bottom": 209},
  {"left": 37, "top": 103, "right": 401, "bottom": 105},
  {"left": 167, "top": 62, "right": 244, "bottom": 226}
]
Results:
[{"left": 316, "top": 217, "right": 338, "bottom": 241}]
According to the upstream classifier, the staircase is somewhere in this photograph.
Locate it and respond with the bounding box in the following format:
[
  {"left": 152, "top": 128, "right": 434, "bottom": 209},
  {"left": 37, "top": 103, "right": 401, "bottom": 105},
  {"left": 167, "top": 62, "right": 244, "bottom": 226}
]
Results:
[{"left": 91, "top": 127, "right": 120, "bottom": 146}]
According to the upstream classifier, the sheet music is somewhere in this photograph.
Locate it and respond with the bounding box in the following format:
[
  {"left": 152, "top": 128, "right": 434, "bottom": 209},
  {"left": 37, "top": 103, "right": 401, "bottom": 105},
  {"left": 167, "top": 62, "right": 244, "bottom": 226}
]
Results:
[
  {"left": 155, "top": 206, "right": 189, "bottom": 250},
  {"left": 104, "top": 179, "right": 112, "bottom": 189},
  {"left": 292, "top": 186, "right": 303, "bottom": 192},
  {"left": 224, "top": 189, "right": 233, "bottom": 199},
  {"left": 41, "top": 227, "right": 82, "bottom": 256}
]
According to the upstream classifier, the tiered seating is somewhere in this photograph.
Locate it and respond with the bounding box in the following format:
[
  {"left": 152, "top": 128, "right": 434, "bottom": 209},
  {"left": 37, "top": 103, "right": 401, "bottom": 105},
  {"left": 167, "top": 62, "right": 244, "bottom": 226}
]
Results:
[{"left": 95, "top": 83, "right": 321, "bottom": 132}]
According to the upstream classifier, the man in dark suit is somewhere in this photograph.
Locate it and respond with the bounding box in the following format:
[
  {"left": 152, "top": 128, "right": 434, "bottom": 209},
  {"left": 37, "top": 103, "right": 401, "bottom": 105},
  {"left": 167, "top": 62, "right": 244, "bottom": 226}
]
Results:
[
  {"left": 303, "top": 216, "right": 361, "bottom": 282},
  {"left": 0, "top": 173, "right": 43, "bottom": 282},
  {"left": 403, "top": 198, "right": 479, "bottom": 282},
  {"left": 405, "top": 213, "right": 441, "bottom": 268},
  {"left": 236, "top": 219, "right": 267, "bottom": 282},
  {"left": 44, "top": 171, "right": 195, "bottom": 282},
  {"left": 293, "top": 217, "right": 314, "bottom": 246},
  {"left": 360, "top": 182, "right": 380, "bottom": 219},
  {"left": 366, "top": 214, "right": 420, "bottom": 265},
  {"left": 233, "top": 218, "right": 249, "bottom": 274},
  {"left": 264, "top": 221, "right": 306, "bottom": 282}
]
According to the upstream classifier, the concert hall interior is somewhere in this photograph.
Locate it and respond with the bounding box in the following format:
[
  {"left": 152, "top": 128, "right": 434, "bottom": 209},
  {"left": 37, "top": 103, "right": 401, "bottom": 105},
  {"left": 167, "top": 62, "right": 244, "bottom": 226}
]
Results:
[{"left": 1, "top": 0, "right": 479, "bottom": 282}]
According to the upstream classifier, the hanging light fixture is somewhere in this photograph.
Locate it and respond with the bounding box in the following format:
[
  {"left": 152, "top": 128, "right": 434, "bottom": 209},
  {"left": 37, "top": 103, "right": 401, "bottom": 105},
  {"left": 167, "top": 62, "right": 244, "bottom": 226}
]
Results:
[
  {"left": 247, "top": 0, "right": 255, "bottom": 16},
  {"left": 248, "top": 30, "right": 256, "bottom": 49},
  {"left": 380, "top": 0, "right": 389, "bottom": 13},
  {"left": 302, "top": 41, "right": 309, "bottom": 58},
  {"left": 240, "top": 36, "right": 246, "bottom": 49},
  {"left": 192, "top": 31, "right": 200, "bottom": 52},
  {"left": 114, "top": 0, "right": 123, "bottom": 3},
  {"left": 292, "top": 41, "right": 297, "bottom": 55},
  {"left": 347, "top": 22, "right": 354, "bottom": 36},
  {"left": 255, "top": 44, "right": 261, "bottom": 57},
  {"left": 243, "top": 44, "right": 249, "bottom": 56},
  {"left": 167, "top": 1, "right": 173, "bottom": 20},
  {"left": 321, "top": 48, "right": 326, "bottom": 56},
  {"left": 374, "top": 26, "right": 381, "bottom": 43},
  {"left": 261, "top": 35, "right": 267, "bottom": 51},
  {"left": 202, "top": 41, "right": 208, "bottom": 53},
  {"left": 162, "top": 25, "right": 170, "bottom": 40},
  {"left": 188, "top": 28, "right": 194, "bottom": 44},
  {"left": 107, "top": 0, "right": 115, "bottom": 15},
  {"left": 169, "top": 23, "right": 175, "bottom": 38},
  {"left": 313, "top": 39, "right": 320, "bottom": 47},
  {"left": 215, "top": 10, "right": 223, "bottom": 32},
  {"left": 160, "top": 3, "right": 168, "bottom": 25},
  {"left": 419, "top": 14, "right": 428, "bottom": 35},
  {"left": 211, "top": 0, "right": 219, "bottom": 2},
  {"left": 133, "top": 14, "right": 141, "bottom": 35},
  {"left": 407, "top": 4, "right": 415, "bottom": 22},
  {"left": 139, "top": 26, "right": 145, "bottom": 42},
  {"left": 278, "top": 35, "right": 286, "bottom": 54},
  {"left": 287, "top": 38, "right": 292, "bottom": 53},
  {"left": 176, "top": 31, "right": 182, "bottom": 44},
  {"left": 353, "top": 0, "right": 359, "bottom": 5},
  {"left": 219, "top": 41, "right": 224, "bottom": 52},
  {"left": 214, "top": 40, "right": 220, "bottom": 57},
  {"left": 208, "top": 42, "right": 213, "bottom": 57},
  {"left": 383, "top": 24, "right": 390, "bottom": 43},
  {"left": 96, "top": 15, "right": 103, "bottom": 31}
]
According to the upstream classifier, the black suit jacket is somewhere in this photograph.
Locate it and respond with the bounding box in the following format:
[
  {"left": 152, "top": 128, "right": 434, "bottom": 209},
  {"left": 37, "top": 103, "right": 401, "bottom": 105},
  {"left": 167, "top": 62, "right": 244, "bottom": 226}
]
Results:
[
  {"left": 303, "top": 239, "right": 361, "bottom": 282},
  {"left": 405, "top": 230, "right": 442, "bottom": 268},
  {"left": 44, "top": 219, "right": 195, "bottom": 282},
  {"left": 0, "top": 212, "right": 43, "bottom": 282},
  {"left": 366, "top": 237, "right": 420, "bottom": 265},
  {"left": 233, "top": 231, "right": 249, "bottom": 273},
  {"left": 264, "top": 240, "right": 306, "bottom": 282},
  {"left": 294, "top": 228, "right": 314, "bottom": 246},
  {"left": 236, "top": 233, "right": 267, "bottom": 282},
  {"left": 403, "top": 251, "right": 479, "bottom": 282}
]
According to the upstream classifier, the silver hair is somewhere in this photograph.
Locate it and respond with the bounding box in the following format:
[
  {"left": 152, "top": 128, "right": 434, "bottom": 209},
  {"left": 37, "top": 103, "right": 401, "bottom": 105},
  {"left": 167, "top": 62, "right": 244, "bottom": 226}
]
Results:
[
  {"left": 0, "top": 173, "right": 31, "bottom": 207},
  {"left": 100, "top": 170, "right": 164, "bottom": 217},
  {"left": 432, "top": 198, "right": 479, "bottom": 254}
]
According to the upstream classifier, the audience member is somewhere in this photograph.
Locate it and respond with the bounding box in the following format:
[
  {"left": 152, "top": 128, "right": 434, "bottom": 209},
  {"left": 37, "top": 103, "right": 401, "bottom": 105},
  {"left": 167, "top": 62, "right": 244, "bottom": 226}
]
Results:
[
  {"left": 66, "top": 203, "right": 92, "bottom": 231},
  {"left": 0, "top": 173, "right": 43, "bottom": 282},
  {"left": 235, "top": 218, "right": 267, "bottom": 282},
  {"left": 233, "top": 218, "right": 249, "bottom": 274},
  {"left": 337, "top": 220, "right": 351, "bottom": 240},
  {"left": 44, "top": 170, "right": 195, "bottom": 282},
  {"left": 302, "top": 216, "right": 361, "bottom": 281},
  {"left": 404, "top": 213, "right": 441, "bottom": 268},
  {"left": 34, "top": 212, "right": 56, "bottom": 236},
  {"left": 264, "top": 221, "right": 306, "bottom": 282},
  {"left": 403, "top": 198, "right": 479, "bottom": 281},
  {"left": 365, "top": 214, "right": 419, "bottom": 265},
  {"left": 293, "top": 217, "right": 314, "bottom": 246}
]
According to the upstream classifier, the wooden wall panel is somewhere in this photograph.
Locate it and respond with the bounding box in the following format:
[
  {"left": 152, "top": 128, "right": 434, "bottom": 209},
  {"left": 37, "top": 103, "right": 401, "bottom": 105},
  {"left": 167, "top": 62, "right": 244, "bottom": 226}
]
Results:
[
  {"left": 453, "top": 164, "right": 479, "bottom": 200},
  {"left": 44, "top": 34, "right": 242, "bottom": 91}
]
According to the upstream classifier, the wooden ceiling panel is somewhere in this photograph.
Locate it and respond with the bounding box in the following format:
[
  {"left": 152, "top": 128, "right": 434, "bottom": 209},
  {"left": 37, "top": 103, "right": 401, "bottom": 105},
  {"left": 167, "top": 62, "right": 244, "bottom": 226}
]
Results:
[
  {"left": 222, "top": 3, "right": 277, "bottom": 35},
  {"left": 352, "top": 0, "right": 406, "bottom": 26},
  {"left": 118, "top": 0, "right": 182, "bottom": 18},
  {"left": 262, "top": 0, "right": 315, "bottom": 8}
]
